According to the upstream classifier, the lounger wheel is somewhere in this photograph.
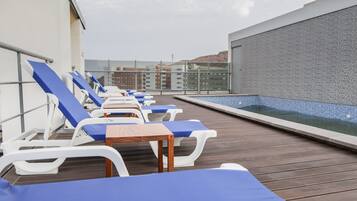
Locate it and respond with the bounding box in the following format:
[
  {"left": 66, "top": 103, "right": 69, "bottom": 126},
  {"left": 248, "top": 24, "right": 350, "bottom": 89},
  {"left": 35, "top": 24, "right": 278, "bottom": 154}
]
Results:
[{"left": 149, "top": 130, "right": 217, "bottom": 167}]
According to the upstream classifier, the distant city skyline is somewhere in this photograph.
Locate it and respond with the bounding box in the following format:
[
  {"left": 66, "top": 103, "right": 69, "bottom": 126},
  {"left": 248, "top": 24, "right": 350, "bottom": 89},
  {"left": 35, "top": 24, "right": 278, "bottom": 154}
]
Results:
[{"left": 77, "top": 0, "right": 314, "bottom": 61}]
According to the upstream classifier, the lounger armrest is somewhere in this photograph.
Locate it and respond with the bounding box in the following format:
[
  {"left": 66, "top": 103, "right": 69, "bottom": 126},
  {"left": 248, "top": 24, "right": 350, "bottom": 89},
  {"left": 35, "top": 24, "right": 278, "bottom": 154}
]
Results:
[
  {"left": 101, "top": 99, "right": 141, "bottom": 108},
  {"left": 0, "top": 146, "right": 129, "bottom": 176},
  {"left": 102, "top": 97, "right": 139, "bottom": 107},
  {"left": 104, "top": 96, "right": 137, "bottom": 103},
  {"left": 143, "top": 95, "right": 154, "bottom": 99},
  {"left": 99, "top": 92, "right": 125, "bottom": 98},
  {"left": 105, "top": 96, "right": 136, "bottom": 101},
  {"left": 90, "top": 108, "right": 144, "bottom": 120},
  {"left": 79, "top": 89, "right": 90, "bottom": 105}
]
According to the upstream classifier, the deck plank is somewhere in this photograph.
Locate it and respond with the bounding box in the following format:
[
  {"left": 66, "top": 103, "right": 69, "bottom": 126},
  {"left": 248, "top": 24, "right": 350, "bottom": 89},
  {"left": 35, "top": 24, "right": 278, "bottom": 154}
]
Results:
[{"left": 4, "top": 95, "right": 357, "bottom": 200}]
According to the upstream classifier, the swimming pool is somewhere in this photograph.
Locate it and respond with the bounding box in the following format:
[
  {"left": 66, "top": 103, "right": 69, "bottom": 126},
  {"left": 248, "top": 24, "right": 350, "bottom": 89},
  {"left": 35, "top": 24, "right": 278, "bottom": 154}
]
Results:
[
  {"left": 194, "top": 95, "right": 357, "bottom": 136},
  {"left": 176, "top": 95, "right": 357, "bottom": 150}
]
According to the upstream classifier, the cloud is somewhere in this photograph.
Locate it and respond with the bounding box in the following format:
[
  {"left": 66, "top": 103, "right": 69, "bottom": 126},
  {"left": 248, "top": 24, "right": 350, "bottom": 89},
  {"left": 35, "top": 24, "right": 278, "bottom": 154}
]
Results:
[
  {"left": 233, "top": 0, "right": 255, "bottom": 17},
  {"left": 77, "top": 0, "right": 312, "bottom": 60}
]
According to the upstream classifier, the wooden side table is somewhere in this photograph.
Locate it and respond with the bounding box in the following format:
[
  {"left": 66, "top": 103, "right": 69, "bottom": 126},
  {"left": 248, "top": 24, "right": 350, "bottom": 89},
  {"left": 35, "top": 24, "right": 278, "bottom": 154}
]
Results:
[{"left": 105, "top": 124, "right": 174, "bottom": 177}]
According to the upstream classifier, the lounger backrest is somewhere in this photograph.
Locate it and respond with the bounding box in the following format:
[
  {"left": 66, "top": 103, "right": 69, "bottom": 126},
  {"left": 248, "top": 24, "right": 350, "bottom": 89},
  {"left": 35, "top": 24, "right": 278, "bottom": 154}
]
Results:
[
  {"left": 88, "top": 73, "right": 107, "bottom": 93},
  {"left": 71, "top": 71, "right": 104, "bottom": 107},
  {"left": 27, "top": 60, "right": 91, "bottom": 127}
]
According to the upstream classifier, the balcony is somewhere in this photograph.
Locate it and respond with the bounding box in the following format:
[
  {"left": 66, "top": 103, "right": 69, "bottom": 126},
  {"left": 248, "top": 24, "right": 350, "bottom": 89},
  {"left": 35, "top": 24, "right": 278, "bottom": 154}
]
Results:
[
  {"left": 1, "top": 43, "right": 357, "bottom": 201},
  {"left": 3, "top": 95, "right": 357, "bottom": 200}
]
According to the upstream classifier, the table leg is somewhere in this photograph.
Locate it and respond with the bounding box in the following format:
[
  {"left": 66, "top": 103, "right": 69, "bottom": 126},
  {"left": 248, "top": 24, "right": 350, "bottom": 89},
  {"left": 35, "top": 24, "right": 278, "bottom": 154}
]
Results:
[
  {"left": 158, "top": 140, "right": 163, "bottom": 172},
  {"left": 167, "top": 135, "right": 174, "bottom": 172},
  {"left": 105, "top": 140, "right": 113, "bottom": 177}
]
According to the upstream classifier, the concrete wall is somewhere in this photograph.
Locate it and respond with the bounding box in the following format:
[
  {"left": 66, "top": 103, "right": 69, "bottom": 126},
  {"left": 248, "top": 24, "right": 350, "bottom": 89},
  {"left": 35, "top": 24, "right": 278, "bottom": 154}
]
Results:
[
  {"left": 230, "top": 5, "right": 357, "bottom": 105},
  {"left": 0, "top": 0, "right": 85, "bottom": 141}
]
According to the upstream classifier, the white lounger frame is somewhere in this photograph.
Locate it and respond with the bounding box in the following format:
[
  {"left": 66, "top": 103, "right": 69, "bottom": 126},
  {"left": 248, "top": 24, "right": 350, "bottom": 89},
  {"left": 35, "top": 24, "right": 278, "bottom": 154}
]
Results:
[
  {"left": 73, "top": 78, "right": 182, "bottom": 122},
  {"left": 2, "top": 93, "right": 214, "bottom": 174},
  {"left": 85, "top": 72, "right": 154, "bottom": 100},
  {"left": 149, "top": 119, "right": 217, "bottom": 167},
  {"left": 65, "top": 73, "right": 155, "bottom": 107},
  {"left": 0, "top": 146, "right": 248, "bottom": 178},
  {"left": 5, "top": 62, "right": 215, "bottom": 175},
  {"left": 0, "top": 146, "right": 130, "bottom": 177},
  {"left": 1, "top": 93, "right": 145, "bottom": 175}
]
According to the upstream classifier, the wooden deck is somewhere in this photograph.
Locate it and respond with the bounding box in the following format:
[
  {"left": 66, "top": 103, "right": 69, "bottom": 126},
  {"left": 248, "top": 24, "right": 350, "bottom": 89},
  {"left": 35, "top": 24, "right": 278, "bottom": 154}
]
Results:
[{"left": 4, "top": 96, "right": 357, "bottom": 200}]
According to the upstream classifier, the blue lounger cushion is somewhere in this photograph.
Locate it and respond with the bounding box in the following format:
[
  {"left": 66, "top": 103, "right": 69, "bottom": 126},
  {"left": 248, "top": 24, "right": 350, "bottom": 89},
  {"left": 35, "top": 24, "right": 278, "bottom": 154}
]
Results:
[
  {"left": 71, "top": 72, "right": 152, "bottom": 106},
  {"left": 0, "top": 169, "right": 284, "bottom": 201},
  {"left": 128, "top": 92, "right": 150, "bottom": 98},
  {"left": 84, "top": 120, "right": 209, "bottom": 140},
  {"left": 71, "top": 72, "right": 105, "bottom": 107},
  {"left": 160, "top": 121, "right": 208, "bottom": 137},
  {"left": 130, "top": 93, "right": 145, "bottom": 99},
  {"left": 27, "top": 61, "right": 199, "bottom": 141},
  {"left": 89, "top": 73, "right": 107, "bottom": 93},
  {"left": 141, "top": 105, "right": 177, "bottom": 113},
  {"left": 28, "top": 61, "right": 92, "bottom": 128},
  {"left": 136, "top": 98, "right": 150, "bottom": 104},
  {"left": 89, "top": 73, "right": 147, "bottom": 98}
]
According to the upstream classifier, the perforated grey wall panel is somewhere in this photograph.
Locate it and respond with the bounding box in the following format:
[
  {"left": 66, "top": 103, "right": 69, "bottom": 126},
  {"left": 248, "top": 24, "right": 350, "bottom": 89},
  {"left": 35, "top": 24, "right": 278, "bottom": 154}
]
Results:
[{"left": 231, "top": 6, "right": 357, "bottom": 105}]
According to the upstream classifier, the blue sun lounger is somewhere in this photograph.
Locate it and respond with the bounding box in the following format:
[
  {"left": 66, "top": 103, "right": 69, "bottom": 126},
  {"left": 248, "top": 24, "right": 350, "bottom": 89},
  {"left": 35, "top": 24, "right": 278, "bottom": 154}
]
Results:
[
  {"left": 0, "top": 147, "right": 284, "bottom": 201},
  {"left": 18, "top": 60, "right": 216, "bottom": 174},
  {"left": 69, "top": 71, "right": 182, "bottom": 121},
  {"left": 87, "top": 72, "right": 151, "bottom": 99},
  {"left": 74, "top": 71, "right": 154, "bottom": 104}
]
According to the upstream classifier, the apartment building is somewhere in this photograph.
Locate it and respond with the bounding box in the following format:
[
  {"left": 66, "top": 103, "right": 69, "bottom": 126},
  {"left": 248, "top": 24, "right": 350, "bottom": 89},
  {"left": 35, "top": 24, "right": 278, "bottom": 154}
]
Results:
[
  {"left": 144, "top": 64, "right": 172, "bottom": 90},
  {"left": 112, "top": 67, "right": 146, "bottom": 90},
  {"left": 170, "top": 63, "right": 185, "bottom": 91}
]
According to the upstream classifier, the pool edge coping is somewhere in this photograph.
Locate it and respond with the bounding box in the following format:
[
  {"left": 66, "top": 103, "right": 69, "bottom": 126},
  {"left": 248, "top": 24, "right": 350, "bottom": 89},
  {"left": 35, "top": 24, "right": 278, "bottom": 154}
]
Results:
[{"left": 175, "top": 94, "right": 357, "bottom": 152}]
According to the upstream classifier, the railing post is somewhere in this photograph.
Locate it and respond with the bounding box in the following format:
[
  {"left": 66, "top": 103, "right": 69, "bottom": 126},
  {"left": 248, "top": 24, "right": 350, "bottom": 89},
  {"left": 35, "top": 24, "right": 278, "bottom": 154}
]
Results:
[
  {"left": 228, "top": 62, "right": 232, "bottom": 94},
  {"left": 207, "top": 63, "right": 210, "bottom": 95},
  {"left": 197, "top": 65, "right": 201, "bottom": 95},
  {"left": 107, "top": 59, "right": 110, "bottom": 86},
  {"left": 160, "top": 61, "right": 163, "bottom": 95},
  {"left": 134, "top": 60, "right": 138, "bottom": 91},
  {"left": 16, "top": 52, "right": 25, "bottom": 132},
  {"left": 184, "top": 61, "right": 187, "bottom": 95}
]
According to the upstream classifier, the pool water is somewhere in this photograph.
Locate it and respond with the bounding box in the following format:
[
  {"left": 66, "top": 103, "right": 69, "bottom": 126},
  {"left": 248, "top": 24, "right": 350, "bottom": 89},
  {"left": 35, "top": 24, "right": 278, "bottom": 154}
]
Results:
[
  {"left": 241, "top": 105, "right": 357, "bottom": 137},
  {"left": 194, "top": 96, "right": 357, "bottom": 137}
]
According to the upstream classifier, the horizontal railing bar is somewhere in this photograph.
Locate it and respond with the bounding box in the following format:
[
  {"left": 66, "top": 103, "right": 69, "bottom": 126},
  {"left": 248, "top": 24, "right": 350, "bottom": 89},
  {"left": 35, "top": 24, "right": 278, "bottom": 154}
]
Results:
[
  {"left": 145, "top": 89, "right": 229, "bottom": 92},
  {"left": 0, "top": 41, "right": 53, "bottom": 63},
  {"left": 86, "top": 71, "right": 230, "bottom": 74},
  {"left": 0, "top": 81, "right": 35, "bottom": 85},
  {"left": 0, "top": 104, "right": 47, "bottom": 124}
]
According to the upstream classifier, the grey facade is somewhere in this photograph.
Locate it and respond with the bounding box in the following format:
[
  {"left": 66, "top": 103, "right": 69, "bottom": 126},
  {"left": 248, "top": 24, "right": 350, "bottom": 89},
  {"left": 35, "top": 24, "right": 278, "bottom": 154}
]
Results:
[{"left": 231, "top": 5, "right": 357, "bottom": 105}]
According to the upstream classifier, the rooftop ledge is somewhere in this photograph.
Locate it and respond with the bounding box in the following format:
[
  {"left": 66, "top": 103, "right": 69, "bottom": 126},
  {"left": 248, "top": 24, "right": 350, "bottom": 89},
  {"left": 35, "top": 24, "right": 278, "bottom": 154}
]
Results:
[{"left": 175, "top": 95, "right": 357, "bottom": 152}]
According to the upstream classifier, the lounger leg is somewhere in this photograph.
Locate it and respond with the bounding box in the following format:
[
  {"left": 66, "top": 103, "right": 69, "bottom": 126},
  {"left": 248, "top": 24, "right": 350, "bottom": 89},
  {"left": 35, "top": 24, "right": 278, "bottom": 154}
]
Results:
[
  {"left": 105, "top": 141, "right": 113, "bottom": 177},
  {"left": 149, "top": 130, "right": 217, "bottom": 167},
  {"left": 167, "top": 135, "right": 174, "bottom": 172},
  {"left": 2, "top": 138, "right": 70, "bottom": 175},
  {"left": 158, "top": 140, "right": 163, "bottom": 172}
]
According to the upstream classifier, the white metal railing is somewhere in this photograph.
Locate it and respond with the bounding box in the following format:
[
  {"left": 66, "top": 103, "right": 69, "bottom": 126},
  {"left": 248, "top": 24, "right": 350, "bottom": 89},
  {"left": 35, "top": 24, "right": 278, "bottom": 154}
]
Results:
[
  {"left": 86, "top": 61, "right": 231, "bottom": 95},
  {"left": 0, "top": 41, "right": 53, "bottom": 139}
]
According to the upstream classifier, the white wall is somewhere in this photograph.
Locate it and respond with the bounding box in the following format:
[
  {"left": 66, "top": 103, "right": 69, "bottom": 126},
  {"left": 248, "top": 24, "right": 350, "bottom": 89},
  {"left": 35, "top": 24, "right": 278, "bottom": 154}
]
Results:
[
  {"left": 71, "top": 10, "right": 85, "bottom": 72},
  {"left": 70, "top": 9, "right": 85, "bottom": 99},
  {"left": 0, "top": 0, "right": 84, "bottom": 141}
]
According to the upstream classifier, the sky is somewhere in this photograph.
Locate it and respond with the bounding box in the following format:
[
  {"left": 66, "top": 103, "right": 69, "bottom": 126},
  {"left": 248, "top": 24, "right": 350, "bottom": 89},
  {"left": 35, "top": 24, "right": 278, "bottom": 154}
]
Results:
[{"left": 77, "top": 0, "right": 315, "bottom": 61}]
